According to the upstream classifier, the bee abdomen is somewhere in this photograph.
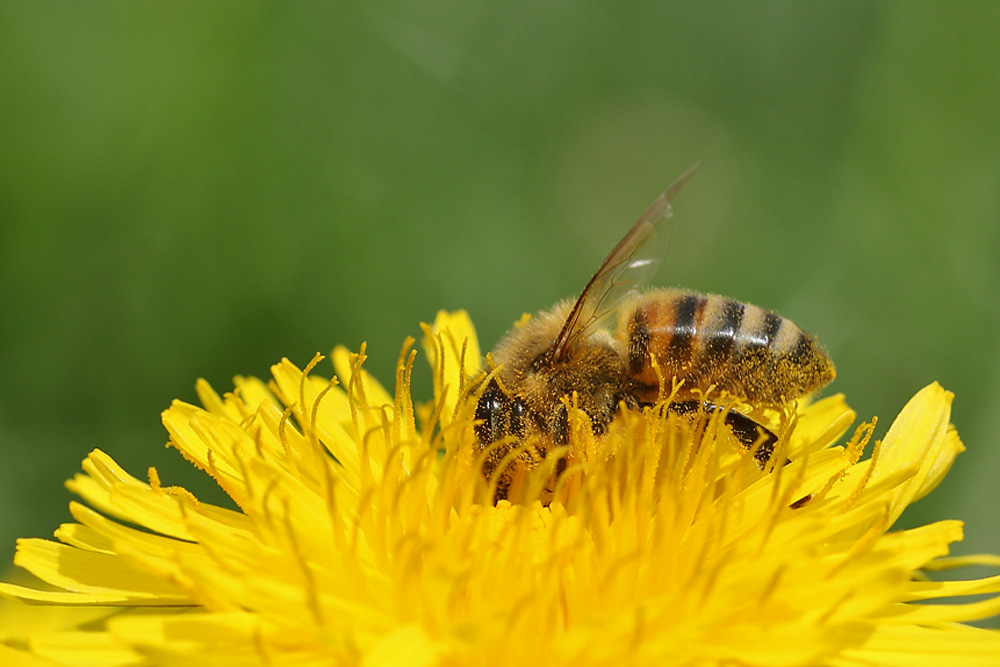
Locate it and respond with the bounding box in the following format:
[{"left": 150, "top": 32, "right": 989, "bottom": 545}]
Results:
[{"left": 624, "top": 289, "right": 835, "bottom": 404}]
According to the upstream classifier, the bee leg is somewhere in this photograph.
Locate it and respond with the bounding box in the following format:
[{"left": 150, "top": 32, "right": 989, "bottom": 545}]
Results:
[
  {"left": 665, "top": 400, "right": 701, "bottom": 416},
  {"left": 667, "top": 400, "right": 779, "bottom": 469},
  {"left": 711, "top": 403, "right": 778, "bottom": 469}
]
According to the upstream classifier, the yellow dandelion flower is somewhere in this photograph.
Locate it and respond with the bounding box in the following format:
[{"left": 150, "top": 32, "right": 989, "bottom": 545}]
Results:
[{"left": 1, "top": 310, "right": 999, "bottom": 666}]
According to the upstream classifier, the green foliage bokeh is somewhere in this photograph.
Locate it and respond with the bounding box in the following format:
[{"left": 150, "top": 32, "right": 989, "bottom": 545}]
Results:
[{"left": 1, "top": 1, "right": 998, "bottom": 592}]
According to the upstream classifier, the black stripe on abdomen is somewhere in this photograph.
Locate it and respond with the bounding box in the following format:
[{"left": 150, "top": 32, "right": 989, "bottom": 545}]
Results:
[
  {"left": 760, "top": 311, "right": 782, "bottom": 347},
  {"left": 664, "top": 294, "right": 702, "bottom": 368},
  {"left": 699, "top": 298, "right": 744, "bottom": 368}
]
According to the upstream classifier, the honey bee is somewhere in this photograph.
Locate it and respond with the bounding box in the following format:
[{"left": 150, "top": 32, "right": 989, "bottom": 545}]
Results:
[{"left": 474, "top": 165, "right": 836, "bottom": 500}]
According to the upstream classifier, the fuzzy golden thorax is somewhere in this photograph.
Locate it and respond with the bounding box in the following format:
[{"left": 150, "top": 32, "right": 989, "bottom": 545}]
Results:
[{"left": 488, "top": 301, "right": 629, "bottom": 445}]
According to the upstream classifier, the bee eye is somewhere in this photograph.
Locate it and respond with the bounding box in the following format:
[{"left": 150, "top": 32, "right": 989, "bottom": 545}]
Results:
[
  {"left": 475, "top": 380, "right": 508, "bottom": 445},
  {"left": 509, "top": 398, "right": 526, "bottom": 438}
]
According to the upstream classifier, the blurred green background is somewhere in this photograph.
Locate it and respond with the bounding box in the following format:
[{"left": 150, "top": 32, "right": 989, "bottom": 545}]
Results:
[{"left": 1, "top": 0, "right": 998, "bottom": 586}]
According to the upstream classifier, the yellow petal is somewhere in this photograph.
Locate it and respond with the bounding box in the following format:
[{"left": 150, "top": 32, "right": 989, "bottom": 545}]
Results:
[
  {"left": 11, "top": 539, "right": 188, "bottom": 600},
  {"left": 332, "top": 345, "right": 394, "bottom": 410},
  {"left": 867, "top": 383, "right": 956, "bottom": 525},
  {"left": 911, "top": 424, "right": 964, "bottom": 502},
  {"left": 0, "top": 643, "right": 57, "bottom": 667},
  {"left": 790, "top": 393, "right": 856, "bottom": 457},
  {"left": 421, "top": 310, "right": 482, "bottom": 427},
  {"left": 27, "top": 630, "right": 143, "bottom": 667},
  {"left": 836, "top": 624, "right": 1000, "bottom": 667},
  {"left": 361, "top": 624, "right": 438, "bottom": 667}
]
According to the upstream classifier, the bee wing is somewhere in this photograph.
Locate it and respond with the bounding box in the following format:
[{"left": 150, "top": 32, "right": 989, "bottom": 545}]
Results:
[{"left": 550, "top": 163, "right": 700, "bottom": 362}]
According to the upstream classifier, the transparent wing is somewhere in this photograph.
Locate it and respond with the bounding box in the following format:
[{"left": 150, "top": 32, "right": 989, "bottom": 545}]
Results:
[{"left": 549, "top": 163, "right": 700, "bottom": 363}]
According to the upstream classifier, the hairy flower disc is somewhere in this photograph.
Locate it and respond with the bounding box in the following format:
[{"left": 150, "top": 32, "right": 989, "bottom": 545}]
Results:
[{"left": 0, "top": 310, "right": 998, "bottom": 666}]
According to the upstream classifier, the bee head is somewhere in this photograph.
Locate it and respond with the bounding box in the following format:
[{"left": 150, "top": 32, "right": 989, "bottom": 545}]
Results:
[{"left": 473, "top": 377, "right": 528, "bottom": 447}]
